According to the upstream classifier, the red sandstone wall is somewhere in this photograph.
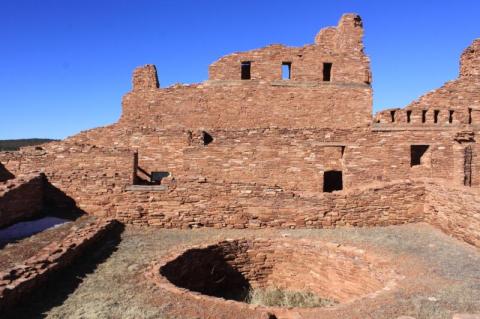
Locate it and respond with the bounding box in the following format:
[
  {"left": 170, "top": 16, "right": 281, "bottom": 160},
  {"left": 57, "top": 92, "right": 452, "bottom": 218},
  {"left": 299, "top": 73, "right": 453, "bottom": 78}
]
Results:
[
  {"left": 0, "top": 144, "right": 132, "bottom": 218},
  {"left": 0, "top": 15, "right": 479, "bottom": 248},
  {"left": 371, "top": 38, "right": 480, "bottom": 188},
  {"left": 374, "top": 38, "right": 480, "bottom": 126},
  {"left": 115, "top": 179, "right": 425, "bottom": 228},
  {"left": 0, "top": 141, "right": 427, "bottom": 228},
  {"left": 460, "top": 38, "right": 480, "bottom": 77},
  {"left": 424, "top": 181, "right": 480, "bottom": 247},
  {"left": 209, "top": 14, "right": 370, "bottom": 84},
  {"left": 120, "top": 81, "right": 372, "bottom": 130},
  {"left": 0, "top": 174, "right": 44, "bottom": 228},
  {"left": 119, "top": 14, "right": 372, "bottom": 130},
  {"left": 62, "top": 126, "right": 457, "bottom": 190}
]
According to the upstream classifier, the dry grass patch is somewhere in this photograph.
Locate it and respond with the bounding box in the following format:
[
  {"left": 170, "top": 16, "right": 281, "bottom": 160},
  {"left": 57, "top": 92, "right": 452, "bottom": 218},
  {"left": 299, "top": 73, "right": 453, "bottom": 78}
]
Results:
[{"left": 246, "top": 287, "right": 338, "bottom": 308}]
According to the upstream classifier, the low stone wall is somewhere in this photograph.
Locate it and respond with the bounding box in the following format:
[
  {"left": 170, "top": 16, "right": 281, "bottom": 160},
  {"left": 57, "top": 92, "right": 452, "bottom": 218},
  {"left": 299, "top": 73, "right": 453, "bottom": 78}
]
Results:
[
  {"left": 424, "top": 181, "right": 480, "bottom": 247},
  {"left": 117, "top": 179, "right": 425, "bottom": 229},
  {"left": 0, "top": 174, "right": 45, "bottom": 228},
  {"left": 0, "top": 218, "right": 118, "bottom": 312}
]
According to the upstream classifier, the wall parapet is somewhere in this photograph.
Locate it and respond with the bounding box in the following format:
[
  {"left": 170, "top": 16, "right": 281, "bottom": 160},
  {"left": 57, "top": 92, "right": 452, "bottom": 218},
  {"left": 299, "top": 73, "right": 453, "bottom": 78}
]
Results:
[{"left": 374, "top": 107, "right": 473, "bottom": 126}]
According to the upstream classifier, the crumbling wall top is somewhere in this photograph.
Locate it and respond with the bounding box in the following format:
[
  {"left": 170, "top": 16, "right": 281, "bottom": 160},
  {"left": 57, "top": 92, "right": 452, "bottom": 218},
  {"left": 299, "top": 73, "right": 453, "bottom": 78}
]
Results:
[
  {"left": 315, "top": 13, "right": 364, "bottom": 53},
  {"left": 374, "top": 37, "right": 480, "bottom": 128},
  {"left": 460, "top": 38, "right": 480, "bottom": 77},
  {"left": 132, "top": 64, "right": 159, "bottom": 91},
  {"left": 208, "top": 13, "right": 371, "bottom": 83}
]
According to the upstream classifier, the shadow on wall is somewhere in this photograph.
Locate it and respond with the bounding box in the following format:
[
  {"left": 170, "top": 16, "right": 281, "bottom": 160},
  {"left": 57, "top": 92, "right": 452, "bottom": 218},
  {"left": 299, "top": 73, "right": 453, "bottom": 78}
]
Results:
[
  {"left": 43, "top": 180, "right": 86, "bottom": 220},
  {"left": 0, "top": 178, "right": 87, "bottom": 248},
  {"left": 2, "top": 222, "right": 125, "bottom": 319},
  {"left": 0, "top": 163, "right": 14, "bottom": 182}
]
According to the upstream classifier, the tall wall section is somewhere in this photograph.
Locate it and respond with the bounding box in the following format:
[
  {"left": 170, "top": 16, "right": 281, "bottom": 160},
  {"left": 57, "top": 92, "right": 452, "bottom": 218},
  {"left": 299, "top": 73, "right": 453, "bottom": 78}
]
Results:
[
  {"left": 120, "top": 14, "right": 372, "bottom": 130},
  {"left": 373, "top": 38, "right": 480, "bottom": 187}
]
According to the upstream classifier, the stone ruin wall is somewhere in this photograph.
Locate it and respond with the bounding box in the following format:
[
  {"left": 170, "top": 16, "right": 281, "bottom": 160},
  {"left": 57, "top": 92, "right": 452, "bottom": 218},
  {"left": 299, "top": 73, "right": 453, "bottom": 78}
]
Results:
[
  {"left": 375, "top": 39, "right": 480, "bottom": 126},
  {"left": 0, "top": 218, "right": 119, "bottom": 312},
  {"left": 209, "top": 14, "right": 370, "bottom": 83},
  {"left": 49, "top": 124, "right": 459, "bottom": 190},
  {"left": 0, "top": 142, "right": 423, "bottom": 228},
  {"left": 424, "top": 181, "right": 480, "bottom": 247},
  {"left": 120, "top": 14, "right": 372, "bottom": 130},
  {"left": 0, "top": 174, "right": 44, "bottom": 228},
  {"left": 0, "top": 14, "right": 479, "bottom": 248},
  {"left": 373, "top": 38, "right": 480, "bottom": 187}
]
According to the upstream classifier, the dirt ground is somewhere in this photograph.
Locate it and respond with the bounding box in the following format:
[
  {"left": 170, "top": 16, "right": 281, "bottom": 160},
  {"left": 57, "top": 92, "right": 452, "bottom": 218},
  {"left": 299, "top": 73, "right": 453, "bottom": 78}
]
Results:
[{"left": 4, "top": 222, "right": 480, "bottom": 319}]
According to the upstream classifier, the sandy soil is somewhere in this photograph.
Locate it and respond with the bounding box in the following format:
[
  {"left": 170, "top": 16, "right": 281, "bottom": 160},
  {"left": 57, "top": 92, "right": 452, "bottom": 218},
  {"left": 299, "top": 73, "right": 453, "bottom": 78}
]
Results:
[{"left": 4, "top": 222, "right": 480, "bottom": 319}]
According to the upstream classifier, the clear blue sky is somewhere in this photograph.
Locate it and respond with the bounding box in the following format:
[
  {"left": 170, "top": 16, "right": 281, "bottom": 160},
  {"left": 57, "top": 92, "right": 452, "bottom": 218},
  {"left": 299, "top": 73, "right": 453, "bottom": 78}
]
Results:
[{"left": 1, "top": 0, "right": 479, "bottom": 139}]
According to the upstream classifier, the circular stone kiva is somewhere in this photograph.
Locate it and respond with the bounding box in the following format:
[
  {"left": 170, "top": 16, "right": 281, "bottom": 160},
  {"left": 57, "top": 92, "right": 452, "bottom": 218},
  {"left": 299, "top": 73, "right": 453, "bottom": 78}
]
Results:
[{"left": 147, "top": 237, "right": 399, "bottom": 316}]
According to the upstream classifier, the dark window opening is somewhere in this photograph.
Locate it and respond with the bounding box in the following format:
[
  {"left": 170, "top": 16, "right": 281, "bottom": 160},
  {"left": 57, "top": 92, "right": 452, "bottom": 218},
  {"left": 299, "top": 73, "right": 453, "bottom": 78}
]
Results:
[
  {"left": 411, "top": 145, "right": 429, "bottom": 167},
  {"left": 241, "top": 61, "right": 251, "bottom": 80},
  {"left": 407, "top": 110, "right": 412, "bottom": 123},
  {"left": 202, "top": 131, "right": 214, "bottom": 145},
  {"left": 422, "top": 110, "right": 427, "bottom": 123},
  {"left": 434, "top": 110, "right": 440, "bottom": 123},
  {"left": 323, "top": 170, "right": 343, "bottom": 192},
  {"left": 449, "top": 110, "right": 454, "bottom": 123},
  {"left": 390, "top": 110, "right": 396, "bottom": 123},
  {"left": 282, "top": 62, "right": 291, "bottom": 80},
  {"left": 323, "top": 63, "right": 332, "bottom": 81},
  {"left": 468, "top": 108, "right": 472, "bottom": 124}
]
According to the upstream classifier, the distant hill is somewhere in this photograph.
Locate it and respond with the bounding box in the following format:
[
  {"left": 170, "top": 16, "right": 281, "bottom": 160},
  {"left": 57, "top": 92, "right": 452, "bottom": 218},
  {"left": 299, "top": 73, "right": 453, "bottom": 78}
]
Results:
[{"left": 0, "top": 139, "right": 58, "bottom": 151}]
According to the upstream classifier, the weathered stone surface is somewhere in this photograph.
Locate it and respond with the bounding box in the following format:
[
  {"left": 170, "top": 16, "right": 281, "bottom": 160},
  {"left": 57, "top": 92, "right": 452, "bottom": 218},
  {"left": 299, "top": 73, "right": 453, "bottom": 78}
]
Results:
[
  {"left": 0, "top": 13, "right": 479, "bottom": 251},
  {"left": 0, "top": 174, "right": 44, "bottom": 228}
]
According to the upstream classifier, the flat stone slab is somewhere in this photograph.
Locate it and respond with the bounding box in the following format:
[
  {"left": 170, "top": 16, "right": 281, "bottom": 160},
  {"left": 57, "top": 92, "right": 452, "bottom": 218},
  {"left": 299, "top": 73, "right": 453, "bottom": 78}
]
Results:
[{"left": 125, "top": 185, "right": 167, "bottom": 192}]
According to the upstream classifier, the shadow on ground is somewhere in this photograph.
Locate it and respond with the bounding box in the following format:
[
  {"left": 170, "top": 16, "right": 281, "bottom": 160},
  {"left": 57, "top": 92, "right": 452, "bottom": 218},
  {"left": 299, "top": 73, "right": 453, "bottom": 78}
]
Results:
[{"left": 2, "top": 222, "right": 124, "bottom": 319}]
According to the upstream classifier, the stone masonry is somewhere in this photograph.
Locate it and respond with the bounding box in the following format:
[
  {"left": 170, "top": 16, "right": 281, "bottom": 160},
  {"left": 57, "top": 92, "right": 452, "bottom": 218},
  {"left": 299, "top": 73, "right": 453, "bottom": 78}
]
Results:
[
  {"left": 0, "top": 14, "right": 479, "bottom": 248},
  {"left": 0, "top": 174, "right": 44, "bottom": 228}
]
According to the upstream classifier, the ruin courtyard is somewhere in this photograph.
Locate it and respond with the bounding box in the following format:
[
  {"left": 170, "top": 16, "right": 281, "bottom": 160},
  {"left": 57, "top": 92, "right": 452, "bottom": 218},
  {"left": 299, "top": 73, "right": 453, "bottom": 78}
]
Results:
[{"left": 0, "top": 13, "right": 479, "bottom": 319}]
